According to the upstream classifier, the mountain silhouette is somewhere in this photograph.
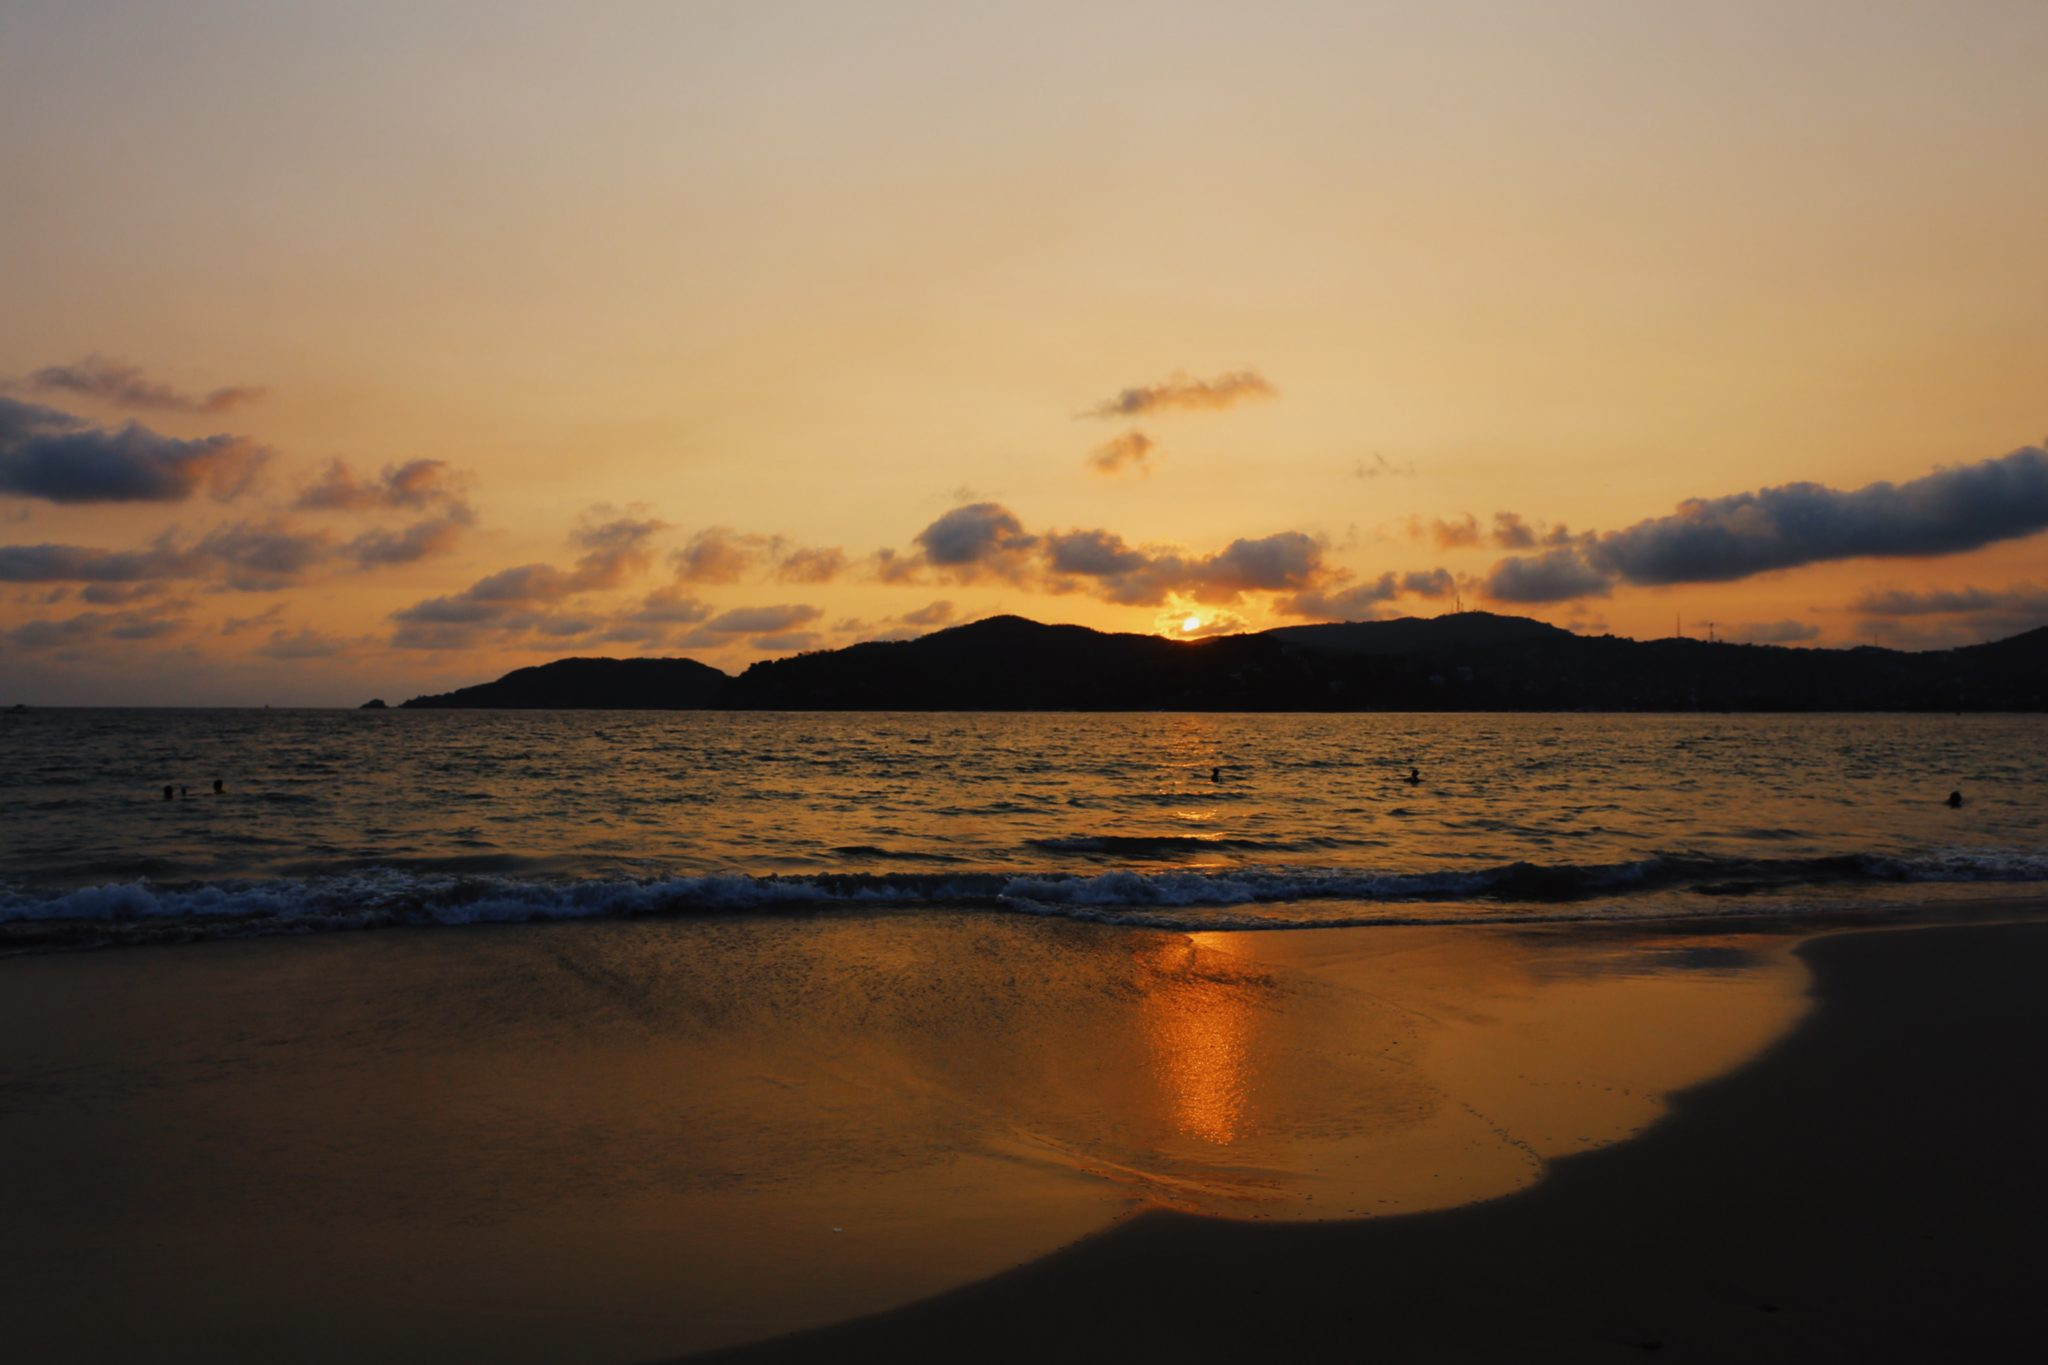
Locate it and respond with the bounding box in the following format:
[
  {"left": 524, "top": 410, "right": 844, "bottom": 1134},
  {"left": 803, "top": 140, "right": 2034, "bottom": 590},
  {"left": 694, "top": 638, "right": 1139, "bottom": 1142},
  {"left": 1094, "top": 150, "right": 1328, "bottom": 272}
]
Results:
[
  {"left": 400, "top": 656, "right": 729, "bottom": 709},
  {"left": 389, "top": 613, "right": 2048, "bottom": 711}
]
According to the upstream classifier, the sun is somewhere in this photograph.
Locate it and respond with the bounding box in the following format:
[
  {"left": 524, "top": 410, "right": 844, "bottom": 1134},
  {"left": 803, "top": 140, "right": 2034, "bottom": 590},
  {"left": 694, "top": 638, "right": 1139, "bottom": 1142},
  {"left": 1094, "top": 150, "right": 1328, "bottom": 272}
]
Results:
[{"left": 1181, "top": 614, "right": 1202, "bottom": 633}]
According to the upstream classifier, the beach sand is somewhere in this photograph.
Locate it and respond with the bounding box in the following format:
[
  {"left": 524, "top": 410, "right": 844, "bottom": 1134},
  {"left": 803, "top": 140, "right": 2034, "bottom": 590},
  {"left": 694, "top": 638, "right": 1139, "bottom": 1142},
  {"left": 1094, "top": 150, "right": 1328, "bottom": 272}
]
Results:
[
  {"left": 2, "top": 911, "right": 1809, "bottom": 1363},
  {"left": 5, "top": 913, "right": 2040, "bottom": 1362},
  {"left": 692, "top": 918, "right": 2048, "bottom": 1363}
]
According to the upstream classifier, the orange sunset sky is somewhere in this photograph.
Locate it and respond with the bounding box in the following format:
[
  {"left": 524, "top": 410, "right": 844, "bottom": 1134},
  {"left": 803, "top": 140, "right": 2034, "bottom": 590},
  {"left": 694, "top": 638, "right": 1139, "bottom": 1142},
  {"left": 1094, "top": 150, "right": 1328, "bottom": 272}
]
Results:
[{"left": 3, "top": 1, "right": 2046, "bottom": 705}]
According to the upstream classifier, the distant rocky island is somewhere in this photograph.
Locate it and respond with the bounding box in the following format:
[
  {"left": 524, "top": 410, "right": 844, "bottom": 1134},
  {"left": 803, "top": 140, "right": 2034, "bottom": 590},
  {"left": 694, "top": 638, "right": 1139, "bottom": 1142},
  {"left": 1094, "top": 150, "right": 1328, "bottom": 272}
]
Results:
[{"left": 383, "top": 612, "right": 2048, "bottom": 712}]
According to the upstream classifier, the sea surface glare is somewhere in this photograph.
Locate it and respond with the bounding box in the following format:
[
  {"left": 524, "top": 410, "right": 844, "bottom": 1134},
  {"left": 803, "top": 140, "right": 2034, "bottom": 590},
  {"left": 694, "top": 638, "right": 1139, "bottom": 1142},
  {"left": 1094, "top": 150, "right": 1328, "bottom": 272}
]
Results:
[{"left": 3, "top": 709, "right": 2043, "bottom": 940}]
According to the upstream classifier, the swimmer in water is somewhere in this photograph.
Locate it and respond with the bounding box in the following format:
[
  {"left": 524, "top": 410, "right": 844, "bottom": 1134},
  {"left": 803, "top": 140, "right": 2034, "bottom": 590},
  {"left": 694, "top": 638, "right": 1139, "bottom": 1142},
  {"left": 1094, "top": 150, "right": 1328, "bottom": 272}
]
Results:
[
  {"left": 1211, "top": 766, "right": 1222, "bottom": 783},
  {"left": 162, "top": 784, "right": 174, "bottom": 801},
  {"left": 213, "top": 779, "right": 225, "bottom": 794},
  {"left": 1947, "top": 790, "right": 1963, "bottom": 808},
  {"left": 1404, "top": 766, "right": 1421, "bottom": 785}
]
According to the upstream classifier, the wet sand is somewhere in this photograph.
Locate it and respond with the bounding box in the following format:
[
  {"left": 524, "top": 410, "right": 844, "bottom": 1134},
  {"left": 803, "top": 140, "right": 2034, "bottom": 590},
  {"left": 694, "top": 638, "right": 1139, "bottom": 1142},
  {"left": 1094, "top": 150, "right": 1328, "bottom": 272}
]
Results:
[
  {"left": 0, "top": 912, "right": 1809, "bottom": 1363},
  {"left": 692, "top": 918, "right": 2048, "bottom": 1363}
]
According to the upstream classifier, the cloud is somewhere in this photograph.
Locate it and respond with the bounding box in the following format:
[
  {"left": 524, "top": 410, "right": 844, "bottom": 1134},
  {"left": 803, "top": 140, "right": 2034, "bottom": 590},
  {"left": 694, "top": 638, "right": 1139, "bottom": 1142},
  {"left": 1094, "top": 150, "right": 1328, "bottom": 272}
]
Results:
[
  {"left": 776, "top": 545, "right": 846, "bottom": 583},
  {"left": 839, "top": 600, "right": 957, "bottom": 643},
  {"left": 672, "top": 527, "right": 763, "bottom": 584},
  {"left": 690, "top": 603, "right": 822, "bottom": 635},
  {"left": 1848, "top": 581, "right": 2048, "bottom": 642},
  {"left": 27, "top": 356, "right": 263, "bottom": 414},
  {"left": 1200, "top": 532, "right": 1325, "bottom": 596},
  {"left": 870, "top": 547, "right": 924, "bottom": 584},
  {"left": 80, "top": 582, "right": 160, "bottom": 605},
  {"left": 569, "top": 514, "right": 666, "bottom": 588},
  {"left": 626, "top": 586, "right": 715, "bottom": 624},
  {"left": 1353, "top": 454, "right": 1415, "bottom": 480},
  {"left": 0, "top": 397, "right": 266, "bottom": 503},
  {"left": 1400, "top": 567, "right": 1457, "bottom": 598},
  {"left": 1595, "top": 447, "right": 2048, "bottom": 583},
  {"left": 193, "top": 521, "right": 332, "bottom": 591},
  {"left": 7, "top": 601, "right": 191, "bottom": 650},
  {"left": 1085, "top": 369, "right": 1277, "bottom": 420},
  {"left": 220, "top": 603, "right": 288, "bottom": 636},
  {"left": 903, "top": 504, "right": 1341, "bottom": 609},
  {"left": 1040, "top": 527, "right": 1328, "bottom": 607},
  {"left": 342, "top": 513, "right": 472, "bottom": 568},
  {"left": 388, "top": 515, "right": 665, "bottom": 648},
  {"left": 750, "top": 630, "right": 823, "bottom": 653},
  {"left": 1044, "top": 528, "right": 1149, "bottom": 578},
  {"left": 1729, "top": 620, "right": 1822, "bottom": 644},
  {"left": 300, "top": 461, "right": 478, "bottom": 568},
  {"left": 914, "top": 502, "right": 1038, "bottom": 581},
  {"left": 1485, "top": 546, "right": 1613, "bottom": 603},
  {"left": 1156, "top": 604, "right": 1252, "bottom": 638},
  {"left": 1430, "top": 514, "right": 1481, "bottom": 549},
  {"left": 253, "top": 627, "right": 348, "bottom": 659},
  {"left": 1275, "top": 572, "right": 1399, "bottom": 619},
  {"left": 1483, "top": 446, "right": 2048, "bottom": 605},
  {"left": 1490, "top": 512, "right": 1538, "bottom": 549},
  {"left": 1850, "top": 582, "right": 2048, "bottom": 619},
  {"left": 297, "top": 458, "right": 468, "bottom": 513},
  {"left": 0, "top": 505, "right": 455, "bottom": 599},
  {"left": 0, "top": 538, "right": 191, "bottom": 583},
  {"left": 0, "top": 527, "right": 326, "bottom": 593},
  {"left": 1088, "top": 430, "right": 1157, "bottom": 477}
]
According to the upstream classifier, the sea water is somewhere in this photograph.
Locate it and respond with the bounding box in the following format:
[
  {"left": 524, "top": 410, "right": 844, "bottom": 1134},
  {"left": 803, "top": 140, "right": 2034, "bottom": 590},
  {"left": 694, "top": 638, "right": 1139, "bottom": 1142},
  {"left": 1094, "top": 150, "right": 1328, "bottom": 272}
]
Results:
[{"left": 2, "top": 709, "right": 2044, "bottom": 942}]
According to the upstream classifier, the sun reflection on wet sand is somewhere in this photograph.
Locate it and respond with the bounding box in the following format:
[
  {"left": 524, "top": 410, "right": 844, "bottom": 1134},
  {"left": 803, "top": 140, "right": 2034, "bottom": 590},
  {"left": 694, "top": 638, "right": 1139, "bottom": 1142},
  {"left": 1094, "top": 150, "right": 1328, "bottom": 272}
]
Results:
[
  {"left": 1138, "top": 934, "right": 1256, "bottom": 1145},
  {"left": 0, "top": 912, "right": 1816, "bottom": 1363}
]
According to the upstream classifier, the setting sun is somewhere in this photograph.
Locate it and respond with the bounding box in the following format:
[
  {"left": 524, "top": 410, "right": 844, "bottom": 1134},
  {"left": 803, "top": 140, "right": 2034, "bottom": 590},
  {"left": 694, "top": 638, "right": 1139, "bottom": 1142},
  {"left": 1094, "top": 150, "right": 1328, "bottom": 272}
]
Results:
[{"left": 1182, "top": 615, "right": 1202, "bottom": 634}]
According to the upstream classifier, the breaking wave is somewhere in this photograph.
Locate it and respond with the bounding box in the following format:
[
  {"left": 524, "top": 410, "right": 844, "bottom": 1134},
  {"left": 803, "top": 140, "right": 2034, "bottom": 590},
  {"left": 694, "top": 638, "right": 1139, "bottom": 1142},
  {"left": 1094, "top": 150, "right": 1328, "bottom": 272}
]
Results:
[{"left": 4, "top": 848, "right": 2046, "bottom": 947}]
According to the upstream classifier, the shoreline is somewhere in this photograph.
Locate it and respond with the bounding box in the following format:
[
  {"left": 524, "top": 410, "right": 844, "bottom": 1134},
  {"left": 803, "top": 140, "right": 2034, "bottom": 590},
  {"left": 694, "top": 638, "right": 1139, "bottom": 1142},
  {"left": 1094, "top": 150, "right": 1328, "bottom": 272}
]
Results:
[{"left": 688, "top": 917, "right": 2048, "bottom": 1363}]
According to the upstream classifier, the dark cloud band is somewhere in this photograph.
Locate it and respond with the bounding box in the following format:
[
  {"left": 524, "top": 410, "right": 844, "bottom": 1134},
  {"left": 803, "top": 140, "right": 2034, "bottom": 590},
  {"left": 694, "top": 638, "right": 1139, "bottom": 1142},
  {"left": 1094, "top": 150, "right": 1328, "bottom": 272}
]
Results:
[
  {"left": 1487, "top": 447, "right": 2048, "bottom": 603},
  {"left": 0, "top": 397, "right": 266, "bottom": 504}
]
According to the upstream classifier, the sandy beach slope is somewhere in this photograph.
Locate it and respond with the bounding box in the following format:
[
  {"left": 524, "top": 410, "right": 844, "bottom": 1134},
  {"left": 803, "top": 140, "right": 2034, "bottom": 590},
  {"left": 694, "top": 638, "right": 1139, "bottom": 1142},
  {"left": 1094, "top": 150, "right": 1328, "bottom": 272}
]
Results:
[{"left": 689, "top": 919, "right": 2048, "bottom": 1364}]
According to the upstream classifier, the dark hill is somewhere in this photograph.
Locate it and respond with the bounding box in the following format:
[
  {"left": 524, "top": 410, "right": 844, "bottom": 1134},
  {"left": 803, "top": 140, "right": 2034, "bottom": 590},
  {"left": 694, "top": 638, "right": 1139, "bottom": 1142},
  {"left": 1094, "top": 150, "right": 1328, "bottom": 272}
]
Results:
[
  {"left": 384, "top": 615, "right": 2048, "bottom": 711},
  {"left": 1266, "top": 611, "right": 1572, "bottom": 657},
  {"left": 730, "top": 615, "right": 1323, "bottom": 710},
  {"left": 400, "top": 656, "right": 729, "bottom": 709}
]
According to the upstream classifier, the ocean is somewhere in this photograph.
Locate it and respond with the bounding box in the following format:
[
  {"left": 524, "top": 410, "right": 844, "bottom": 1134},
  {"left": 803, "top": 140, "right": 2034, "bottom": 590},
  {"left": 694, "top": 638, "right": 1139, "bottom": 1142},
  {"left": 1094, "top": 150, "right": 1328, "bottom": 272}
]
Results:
[{"left": 3, "top": 708, "right": 2044, "bottom": 944}]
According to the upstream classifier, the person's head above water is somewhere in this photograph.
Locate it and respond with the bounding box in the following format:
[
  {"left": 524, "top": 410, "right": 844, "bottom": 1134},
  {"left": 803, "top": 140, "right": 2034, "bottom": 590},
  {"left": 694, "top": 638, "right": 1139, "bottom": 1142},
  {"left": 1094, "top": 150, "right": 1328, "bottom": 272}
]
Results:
[
  {"left": 1947, "top": 790, "right": 1964, "bottom": 808},
  {"left": 213, "top": 779, "right": 224, "bottom": 794}
]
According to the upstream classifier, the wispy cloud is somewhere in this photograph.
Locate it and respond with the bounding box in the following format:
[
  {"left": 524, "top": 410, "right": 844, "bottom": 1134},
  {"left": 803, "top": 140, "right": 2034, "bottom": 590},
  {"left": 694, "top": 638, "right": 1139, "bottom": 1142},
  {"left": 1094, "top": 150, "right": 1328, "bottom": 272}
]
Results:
[
  {"left": 7, "top": 599, "right": 192, "bottom": 650},
  {"left": 1729, "top": 619, "right": 1821, "bottom": 644},
  {"left": 1848, "top": 581, "right": 2048, "bottom": 642},
  {"left": 683, "top": 603, "right": 822, "bottom": 639},
  {"left": 27, "top": 356, "right": 264, "bottom": 414},
  {"left": 1429, "top": 514, "right": 1481, "bottom": 549},
  {"left": 1352, "top": 453, "right": 1415, "bottom": 480},
  {"left": 389, "top": 515, "right": 667, "bottom": 649},
  {"left": 297, "top": 458, "right": 468, "bottom": 513},
  {"left": 775, "top": 546, "right": 847, "bottom": 583},
  {"left": 1084, "top": 369, "right": 1277, "bottom": 420},
  {"left": 1087, "top": 430, "right": 1157, "bottom": 477}
]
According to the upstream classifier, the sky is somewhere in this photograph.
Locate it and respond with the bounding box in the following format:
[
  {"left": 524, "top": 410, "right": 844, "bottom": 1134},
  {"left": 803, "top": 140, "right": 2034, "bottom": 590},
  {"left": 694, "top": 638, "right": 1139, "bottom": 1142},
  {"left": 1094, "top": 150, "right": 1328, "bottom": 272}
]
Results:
[{"left": 3, "top": 0, "right": 2046, "bottom": 705}]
